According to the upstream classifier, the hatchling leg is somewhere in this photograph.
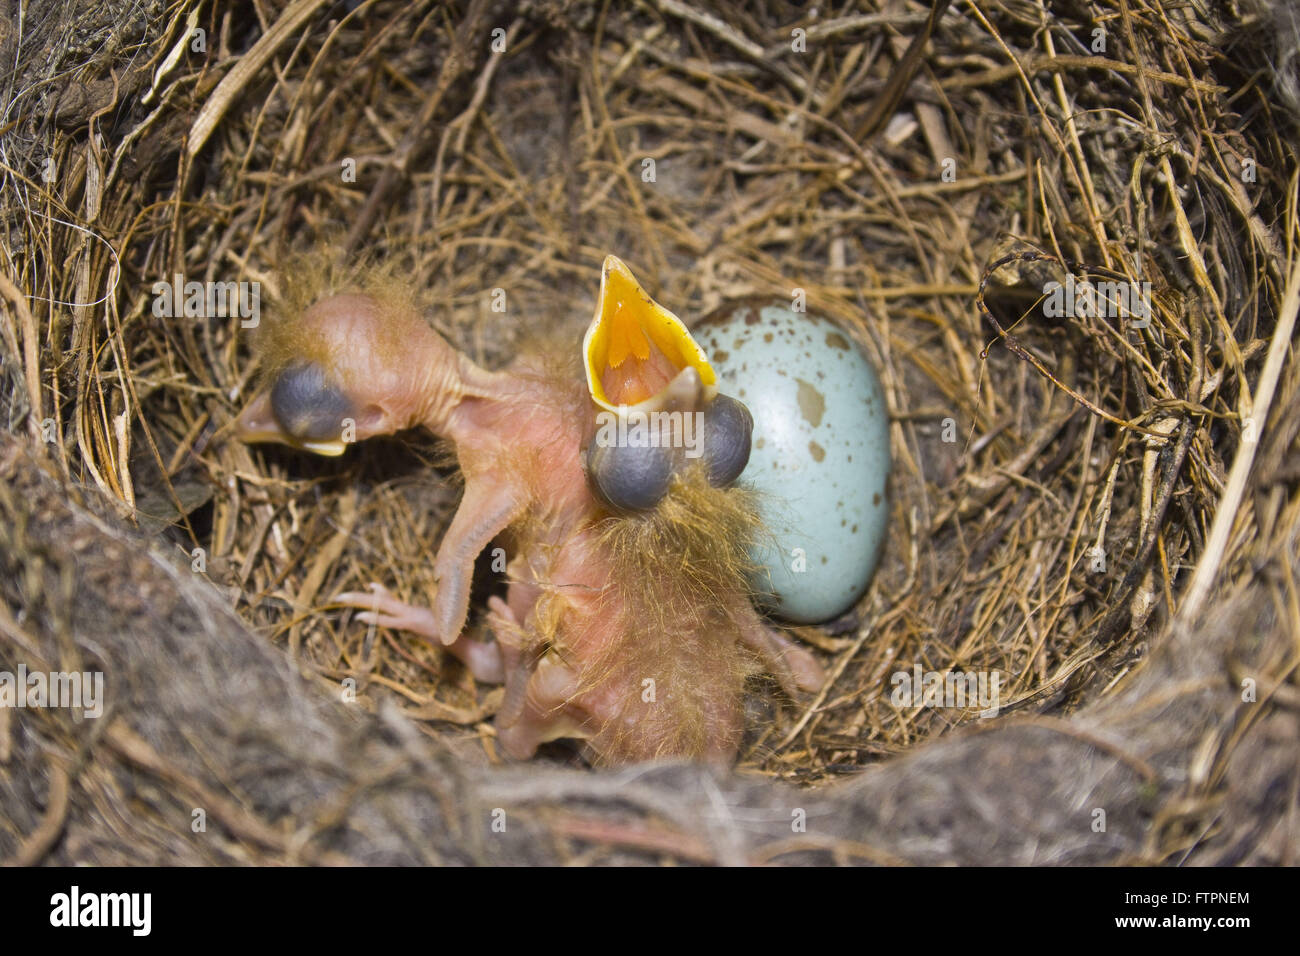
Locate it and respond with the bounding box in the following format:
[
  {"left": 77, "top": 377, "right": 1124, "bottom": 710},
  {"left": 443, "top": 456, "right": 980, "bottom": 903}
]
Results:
[
  {"left": 734, "top": 603, "right": 826, "bottom": 694},
  {"left": 334, "top": 582, "right": 505, "bottom": 683}
]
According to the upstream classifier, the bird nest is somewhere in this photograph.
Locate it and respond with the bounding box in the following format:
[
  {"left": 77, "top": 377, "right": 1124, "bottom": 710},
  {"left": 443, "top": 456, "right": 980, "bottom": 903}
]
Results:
[{"left": 0, "top": 0, "right": 1297, "bottom": 864}]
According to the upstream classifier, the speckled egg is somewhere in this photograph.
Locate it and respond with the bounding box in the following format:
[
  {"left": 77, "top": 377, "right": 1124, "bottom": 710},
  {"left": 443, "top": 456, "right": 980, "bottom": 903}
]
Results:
[{"left": 695, "top": 301, "right": 890, "bottom": 623}]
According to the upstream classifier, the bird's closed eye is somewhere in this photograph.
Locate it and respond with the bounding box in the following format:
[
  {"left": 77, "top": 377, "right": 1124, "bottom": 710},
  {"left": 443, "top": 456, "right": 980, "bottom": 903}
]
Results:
[
  {"left": 585, "top": 440, "right": 676, "bottom": 511},
  {"left": 270, "top": 362, "right": 356, "bottom": 441},
  {"left": 700, "top": 394, "right": 753, "bottom": 488},
  {"left": 584, "top": 392, "right": 754, "bottom": 512}
]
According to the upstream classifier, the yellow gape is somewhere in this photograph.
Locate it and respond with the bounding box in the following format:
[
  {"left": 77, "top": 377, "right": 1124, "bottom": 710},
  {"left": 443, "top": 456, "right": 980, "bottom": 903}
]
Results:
[{"left": 583, "top": 255, "right": 716, "bottom": 412}]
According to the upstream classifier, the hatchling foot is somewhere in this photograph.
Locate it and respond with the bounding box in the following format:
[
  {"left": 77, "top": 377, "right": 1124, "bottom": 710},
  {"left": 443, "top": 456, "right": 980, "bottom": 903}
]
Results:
[{"left": 335, "top": 582, "right": 504, "bottom": 683}]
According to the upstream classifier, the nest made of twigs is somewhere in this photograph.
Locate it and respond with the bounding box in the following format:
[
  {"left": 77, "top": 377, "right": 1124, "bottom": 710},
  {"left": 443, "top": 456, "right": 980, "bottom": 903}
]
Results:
[{"left": 1, "top": 0, "right": 1298, "bottom": 864}]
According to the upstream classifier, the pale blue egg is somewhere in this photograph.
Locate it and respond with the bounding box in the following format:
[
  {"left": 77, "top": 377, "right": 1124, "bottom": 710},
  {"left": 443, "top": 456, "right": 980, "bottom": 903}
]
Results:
[{"left": 696, "top": 302, "right": 890, "bottom": 623}]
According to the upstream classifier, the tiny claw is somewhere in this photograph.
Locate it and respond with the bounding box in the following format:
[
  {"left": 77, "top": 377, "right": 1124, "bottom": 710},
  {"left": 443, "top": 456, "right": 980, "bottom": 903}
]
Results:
[
  {"left": 782, "top": 643, "right": 826, "bottom": 693},
  {"left": 332, "top": 583, "right": 442, "bottom": 642}
]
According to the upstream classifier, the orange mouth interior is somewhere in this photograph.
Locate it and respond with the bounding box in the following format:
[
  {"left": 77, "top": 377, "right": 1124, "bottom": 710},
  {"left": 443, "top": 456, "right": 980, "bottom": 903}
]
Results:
[{"left": 585, "top": 257, "right": 715, "bottom": 411}]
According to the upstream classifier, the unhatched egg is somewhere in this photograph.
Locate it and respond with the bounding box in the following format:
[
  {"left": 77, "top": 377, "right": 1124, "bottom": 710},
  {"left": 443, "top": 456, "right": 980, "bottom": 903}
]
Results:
[{"left": 695, "top": 301, "right": 890, "bottom": 623}]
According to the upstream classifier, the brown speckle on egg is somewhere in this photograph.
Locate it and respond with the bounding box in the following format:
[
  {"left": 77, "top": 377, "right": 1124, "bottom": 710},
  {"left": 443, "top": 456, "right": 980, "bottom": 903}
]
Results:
[
  {"left": 796, "top": 378, "right": 825, "bottom": 427},
  {"left": 697, "top": 300, "right": 891, "bottom": 623}
]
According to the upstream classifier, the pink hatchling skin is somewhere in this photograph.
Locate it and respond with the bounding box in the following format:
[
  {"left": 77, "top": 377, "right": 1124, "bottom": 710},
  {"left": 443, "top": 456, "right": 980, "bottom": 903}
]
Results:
[{"left": 235, "top": 293, "right": 824, "bottom": 764}]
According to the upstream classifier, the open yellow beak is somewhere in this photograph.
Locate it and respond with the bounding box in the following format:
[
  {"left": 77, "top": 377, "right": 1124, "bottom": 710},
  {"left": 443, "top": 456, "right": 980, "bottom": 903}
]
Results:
[{"left": 583, "top": 255, "right": 716, "bottom": 413}]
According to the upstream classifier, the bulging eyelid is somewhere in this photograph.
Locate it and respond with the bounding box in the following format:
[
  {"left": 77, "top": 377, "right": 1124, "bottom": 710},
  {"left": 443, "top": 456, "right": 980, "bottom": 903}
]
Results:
[
  {"left": 701, "top": 394, "right": 753, "bottom": 488},
  {"left": 585, "top": 440, "right": 676, "bottom": 511},
  {"left": 270, "top": 362, "right": 355, "bottom": 440},
  {"left": 584, "top": 391, "right": 753, "bottom": 510}
]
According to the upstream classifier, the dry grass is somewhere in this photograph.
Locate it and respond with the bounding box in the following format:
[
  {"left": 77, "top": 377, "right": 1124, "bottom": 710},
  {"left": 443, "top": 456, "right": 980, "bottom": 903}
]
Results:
[{"left": 1, "top": 0, "right": 1298, "bottom": 862}]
